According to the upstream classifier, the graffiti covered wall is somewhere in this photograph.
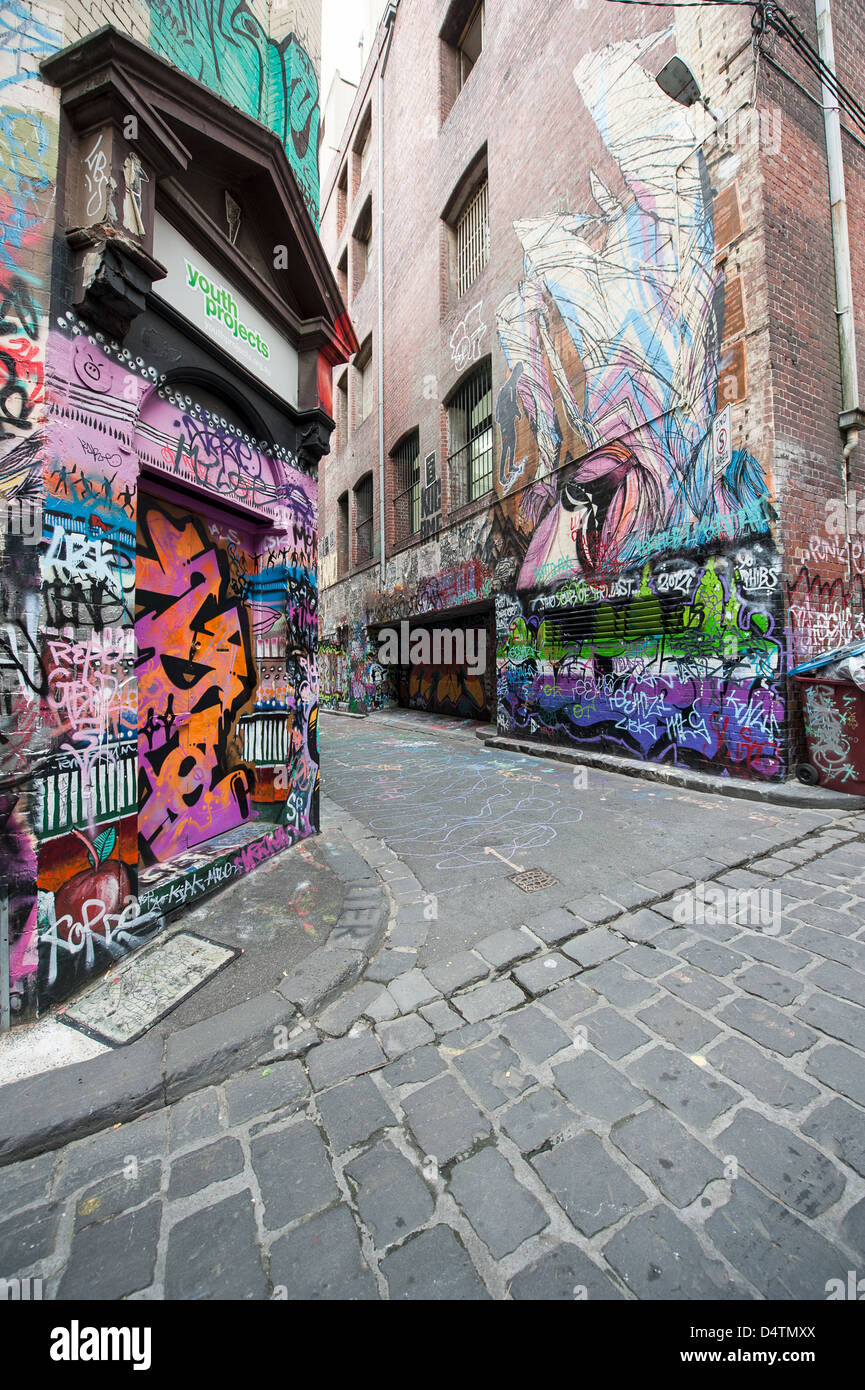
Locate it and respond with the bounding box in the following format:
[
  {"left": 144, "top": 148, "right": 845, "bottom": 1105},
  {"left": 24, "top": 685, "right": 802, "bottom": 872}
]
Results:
[
  {"left": 24, "top": 324, "right": 322, "bottom": 1013},
  {"left": 321, "top": 26, "right": 784, "bottom": 779},
  {"left": 488, "top": 33, "right": 782, "bottom": 778},
  {"left": 145, "top": 1, "right": 321, "bottom": 224},
  {"left": 0, "top": 0, "right": 61, "bottom": 1016},
  {"left": 318, "top": 619, "right": 394, "bottom": 713},
  {"left": 0, "top": 1, "right": 343, "bottom": 1026}
]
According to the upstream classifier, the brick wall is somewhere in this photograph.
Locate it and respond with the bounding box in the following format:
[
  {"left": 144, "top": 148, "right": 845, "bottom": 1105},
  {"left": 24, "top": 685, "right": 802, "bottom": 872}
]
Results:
[
  {"left": 755, "top": 0, "right": 865, "bottom": 766},
  {"left": 316, "top": 0, "right": 865, "bottom": 785}
]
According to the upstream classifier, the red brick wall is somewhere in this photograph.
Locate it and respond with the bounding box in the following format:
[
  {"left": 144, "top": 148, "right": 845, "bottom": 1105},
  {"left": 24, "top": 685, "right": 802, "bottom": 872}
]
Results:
[
  {"left": 318, "top": 0, "right": 865, "bottom": 783},
  {"left": 756, "top": 0, "right": 865, "bottom": 762}
]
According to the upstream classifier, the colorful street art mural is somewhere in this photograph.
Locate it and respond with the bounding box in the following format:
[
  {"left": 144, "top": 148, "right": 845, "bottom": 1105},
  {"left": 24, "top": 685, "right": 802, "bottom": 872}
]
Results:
[
  {"left": 0, "top": 1, "right": 338, "bottom": 1025},
  {"left": 400, "top": 661, "right": 487, "bottom": 720},
  {"left": 318, "top": 619, "right": 393, "bottom": 713},
  {"left": 1, "top": 315, "right": 322, "bottom": 1016},
  {"left": 488, "top": 32, "right": 782, "bottom": 777},
  {"left": 135, "top": 497, "right": 259, "bottom": 865},
  {"left": 322, "top": 29, "right": 785, "bottom": 779},
  {"left": 0, "top": 0, "right": 60, "bottom": 1017},
  {"left": 146, "top": 0, "right": 321, "bottom": 224}
]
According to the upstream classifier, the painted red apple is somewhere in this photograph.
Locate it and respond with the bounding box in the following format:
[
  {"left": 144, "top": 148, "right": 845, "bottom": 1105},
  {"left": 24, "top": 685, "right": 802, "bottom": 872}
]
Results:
[{"left": 53, "top": 828, "right": 130, "bottom": 940}]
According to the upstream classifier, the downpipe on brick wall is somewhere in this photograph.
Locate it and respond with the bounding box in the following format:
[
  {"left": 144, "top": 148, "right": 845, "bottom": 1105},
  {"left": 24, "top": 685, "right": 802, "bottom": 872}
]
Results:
[
  {"left": 377, "top": 4, "right": 398, "bottom": 585},
  {"left": 816, "top": 0, "right": 863, "bottom": 582},
  {"left": 0, "top": 894, "right": 9, "bottom": 1033}
]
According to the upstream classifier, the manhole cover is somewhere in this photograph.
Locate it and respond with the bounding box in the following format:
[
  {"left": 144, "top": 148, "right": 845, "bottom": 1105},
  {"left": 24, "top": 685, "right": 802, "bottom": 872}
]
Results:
[{"left": 507, "top": 868, "right": 558, "bottom": 893}]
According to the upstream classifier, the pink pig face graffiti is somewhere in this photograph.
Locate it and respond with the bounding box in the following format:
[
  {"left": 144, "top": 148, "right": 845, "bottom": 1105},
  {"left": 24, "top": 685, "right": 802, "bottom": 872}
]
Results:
[{"left": 135, "top": 499, "right": 257, "bottom": 864}]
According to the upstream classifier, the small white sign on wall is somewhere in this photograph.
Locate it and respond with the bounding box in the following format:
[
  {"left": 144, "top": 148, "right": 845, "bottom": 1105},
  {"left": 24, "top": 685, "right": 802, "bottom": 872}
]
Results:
[{"left": 712, "top": 404, "right": 733, "bottom": 474}]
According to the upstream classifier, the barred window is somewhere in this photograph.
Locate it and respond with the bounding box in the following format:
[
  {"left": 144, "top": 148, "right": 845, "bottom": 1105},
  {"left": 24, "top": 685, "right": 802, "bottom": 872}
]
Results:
[
  {"left": 456, "top": 177, "right": 488, "bottom": 298},
  {"left": 337, "top": 491, "right": 349, "bottom": 576},
  {"left": 336, "top": 164, "right": 348, "bottom": 237},
  {"left": 354, "top": 473, "right": 374, "bottom": 563},
  {"left": 393, "top": 431, "right": 421, "bottom": 541},
  {"left": 447, "top": 359, "right": 493, "bottom": 508}
]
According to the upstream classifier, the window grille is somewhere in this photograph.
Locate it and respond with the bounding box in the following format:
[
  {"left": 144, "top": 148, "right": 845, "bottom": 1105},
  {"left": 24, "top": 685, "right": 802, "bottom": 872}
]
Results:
[
  {"left": 337, "top": 492, "right": 349, "bottom": 576},
  {"left": 447, "top": 359, "right": 493, "bottom": 508},
  {"left": 393, "top": 432, "right": 421, "bottom": 541},
  {"left": 355, "top": 474, "right": 374, "bottom": 563},
  {"left": 356, "top": 340, "right": 374, "bottom": 423},
  {"left": 336, "top": 372, "right": 348, "bottom": 450},
  {"left": 456, "top": 177, "right": 488, "bottom": 298}
]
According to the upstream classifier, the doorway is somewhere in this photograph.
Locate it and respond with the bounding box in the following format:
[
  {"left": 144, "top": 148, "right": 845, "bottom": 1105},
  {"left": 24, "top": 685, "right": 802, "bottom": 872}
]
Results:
[{"left": 135, "top": 491, "right": 258, "bottom": 867}]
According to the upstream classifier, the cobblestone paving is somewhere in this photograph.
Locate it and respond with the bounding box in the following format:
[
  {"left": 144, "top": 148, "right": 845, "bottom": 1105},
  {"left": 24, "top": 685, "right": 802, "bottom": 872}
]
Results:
[{"left": 3, "top": 802, "right": 865, "bottom": 1300}]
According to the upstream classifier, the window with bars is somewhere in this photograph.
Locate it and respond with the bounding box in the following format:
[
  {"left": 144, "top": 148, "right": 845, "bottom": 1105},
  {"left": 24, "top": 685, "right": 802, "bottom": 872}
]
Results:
[
  {"left": 447, "top": 359, "right": 493, "bottom": 508},
  {"left": 354, "top": 473, "right": 374, "bottom": 564},
  {"left": 393, "top": 431, "right": 421, "bottom": 542},
  {"left": 456, "top": 177, "right": 488, "bottom": 298}
]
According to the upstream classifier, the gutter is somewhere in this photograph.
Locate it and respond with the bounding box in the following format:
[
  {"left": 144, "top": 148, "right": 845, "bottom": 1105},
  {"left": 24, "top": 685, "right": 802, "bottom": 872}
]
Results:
[{"left": 815, "top": 0, "right": 864, "bottom": 489}]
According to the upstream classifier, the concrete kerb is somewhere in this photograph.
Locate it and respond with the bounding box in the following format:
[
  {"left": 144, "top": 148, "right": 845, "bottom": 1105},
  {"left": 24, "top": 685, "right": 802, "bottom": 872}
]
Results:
[
  {"left": 481, "top": 734, "right": 865, "bottom": 811},
  {"left": 0, "top": 802, "right": 396, "bottom": 1168}
]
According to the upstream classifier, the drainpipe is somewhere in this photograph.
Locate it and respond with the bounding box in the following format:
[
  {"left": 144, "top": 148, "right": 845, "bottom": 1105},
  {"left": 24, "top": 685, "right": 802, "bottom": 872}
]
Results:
[
  {"left": 0, "top": 893, "right": 9, "bottom": 1033},
  {"left": 377, "top": 4, "right": 398, "bottom": 584},
  {"left": 815, "top": 0, "right": 863, "bottom": 570}
]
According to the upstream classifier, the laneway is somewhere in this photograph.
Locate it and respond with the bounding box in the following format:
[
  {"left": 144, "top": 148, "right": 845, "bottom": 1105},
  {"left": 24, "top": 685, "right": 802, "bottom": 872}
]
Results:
[
  {"left": 1, "top": 716, "right": 865, "bottom": 1300},
  {"left": 321, "top": 713, "right": 825, "bottom": 964}
]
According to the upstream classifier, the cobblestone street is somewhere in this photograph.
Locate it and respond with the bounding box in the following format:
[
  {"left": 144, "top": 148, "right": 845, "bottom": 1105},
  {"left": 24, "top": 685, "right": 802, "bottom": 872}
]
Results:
[{"left": 2, "top": 716, "right": 865, "bottom": 1301}]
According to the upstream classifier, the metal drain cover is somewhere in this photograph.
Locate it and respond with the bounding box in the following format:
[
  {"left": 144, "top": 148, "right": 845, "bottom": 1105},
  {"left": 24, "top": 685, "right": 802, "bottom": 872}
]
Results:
[{"left": 507, "top": 868, "right": 558, "bottom": 893}]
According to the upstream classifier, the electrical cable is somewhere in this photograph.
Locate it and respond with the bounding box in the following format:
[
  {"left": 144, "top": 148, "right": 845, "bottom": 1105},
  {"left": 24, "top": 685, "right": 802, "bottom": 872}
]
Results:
[
  {"left": 765, "top": 3, "right": 865, "bottom": 135},
  {"left": 604, "top": 1, "right": 865, "bottom": 140}
]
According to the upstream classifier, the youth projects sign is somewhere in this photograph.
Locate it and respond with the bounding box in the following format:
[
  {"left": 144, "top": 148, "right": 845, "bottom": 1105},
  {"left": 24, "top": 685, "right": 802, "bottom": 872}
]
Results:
[{"left": 152, "top": 214, "right": 299, "bottom": 409}]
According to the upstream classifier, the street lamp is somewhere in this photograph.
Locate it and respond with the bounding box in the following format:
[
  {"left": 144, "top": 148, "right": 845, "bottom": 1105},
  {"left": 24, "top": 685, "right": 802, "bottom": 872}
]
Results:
[{"left": 656, "top": 54, "right": 723, "bottom": 125}]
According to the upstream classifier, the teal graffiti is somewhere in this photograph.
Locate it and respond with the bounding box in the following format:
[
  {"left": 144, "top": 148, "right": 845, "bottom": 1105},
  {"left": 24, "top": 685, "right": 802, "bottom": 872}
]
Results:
[{"left": 146, "top": 1, "right": 320, "bottom": 223}]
